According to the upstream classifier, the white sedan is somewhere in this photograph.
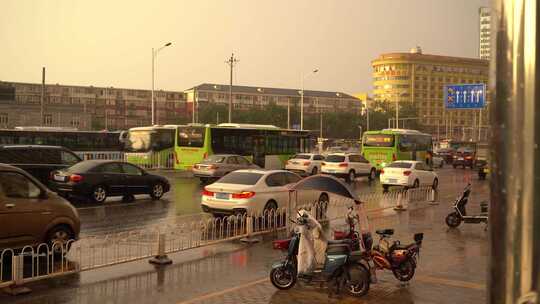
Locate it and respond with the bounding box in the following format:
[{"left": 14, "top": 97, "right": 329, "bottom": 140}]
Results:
[
  {"left": 285, "top": 153, "right": 325, "bottom": 176},
  {"left": 379, "top": 161, "right": 438, "bottom": 191},
  {"left": 201, "top": 169, "right": 328, "bottom": 217}
]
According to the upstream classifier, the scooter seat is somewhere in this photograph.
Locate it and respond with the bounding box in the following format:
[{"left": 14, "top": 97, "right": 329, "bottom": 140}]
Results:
[{"left": 376, "top": 229, "right": 394, "bottom": 236}]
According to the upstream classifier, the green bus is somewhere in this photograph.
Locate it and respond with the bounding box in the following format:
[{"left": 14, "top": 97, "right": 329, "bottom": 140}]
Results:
[
  {"left": 361, "top": 129, "right": 433, "bottom": 171},
  {"left": 123, "top": 123, "right": 313, "bottom": 170}
]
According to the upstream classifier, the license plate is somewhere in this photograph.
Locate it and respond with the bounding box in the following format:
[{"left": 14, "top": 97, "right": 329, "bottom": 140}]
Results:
[
  {"left": 388, "top": 179, "right": 397, "bottom": 183},
  {"left": 292, "top": 161, "right": 299, "bottom": 165},
  {"left": 215, "top": 193, "right": 229, "bottom": 200},
  {"left": 326, "top": 169, "right": 335, "bottom": 173},
  {"left": 458, "top": 157, "right": 464, "bottom": 160},
  {"left": 54, "top": 175, "right": 66, "bottom": 182}
]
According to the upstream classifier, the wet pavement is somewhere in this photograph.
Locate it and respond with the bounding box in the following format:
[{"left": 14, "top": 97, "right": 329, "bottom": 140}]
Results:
[{"left": 0, "top": 168, "right": 490, "bottom": 304}]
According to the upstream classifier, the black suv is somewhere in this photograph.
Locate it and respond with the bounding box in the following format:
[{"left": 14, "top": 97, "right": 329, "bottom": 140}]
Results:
[{"left": 0, "top": 145, "right": 82, "bottom": 186}]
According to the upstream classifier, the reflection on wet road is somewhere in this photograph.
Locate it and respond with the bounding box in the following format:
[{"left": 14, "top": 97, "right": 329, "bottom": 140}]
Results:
[{"left": 76, "top": 167, "right": 487, "bottom": 237}]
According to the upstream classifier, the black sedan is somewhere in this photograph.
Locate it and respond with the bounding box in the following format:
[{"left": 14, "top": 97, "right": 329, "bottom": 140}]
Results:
[{"left": 49, "top": 160, "right": 170, "bottom": 203}]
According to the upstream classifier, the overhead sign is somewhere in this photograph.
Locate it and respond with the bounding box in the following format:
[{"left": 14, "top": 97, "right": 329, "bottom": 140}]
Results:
[{"left": 444, "top": 84, "right": 486, "bottom": 109}]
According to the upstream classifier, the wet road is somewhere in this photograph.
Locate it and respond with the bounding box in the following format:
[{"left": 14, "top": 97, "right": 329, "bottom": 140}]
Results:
[
  {"left": 75, "top": 167, "right": 485, "bottom": 237},
  {"left": 1, "top": 167, "right": 491, "bottom": 304}
]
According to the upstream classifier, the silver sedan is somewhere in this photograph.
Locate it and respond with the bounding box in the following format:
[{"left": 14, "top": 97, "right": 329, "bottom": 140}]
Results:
[{"left": 192, "top": 154, "right": 259, "bottom": 184}]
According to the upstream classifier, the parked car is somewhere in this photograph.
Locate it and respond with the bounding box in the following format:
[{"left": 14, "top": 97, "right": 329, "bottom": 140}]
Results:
[
  {"left": 285, "top": 153, "right": 325, "bottom": 176},
  {"left": 48, "top": 160, "right": 170, "bottom": 203},
  {"left": 380, "top": 161, "right": 438, "bottom": 191},
  {"left": 192, "top": 154, "right": 259, "bottom": 184},
  {"left": 432, "top": 153, "right": 445, "bottom": 168},
  {"left": 0, "top": 163, "right": 80, "bottom": 253},
  {"left": 452, "top": 148, "right": 476, "bottom": 169},
  {"left": 0, "top": 145, "right": 82, "bottom": 186},
  {"left": 201, "top": 169, "right": 328, "bottom": 217},
  {"left": 321, "top": 153, "right": 377, "bottom": 182}
]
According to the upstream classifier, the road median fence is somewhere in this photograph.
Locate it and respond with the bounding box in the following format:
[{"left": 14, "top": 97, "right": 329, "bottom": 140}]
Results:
[{"left": 0, "top": 186, "right": 435, "bottom": 293}]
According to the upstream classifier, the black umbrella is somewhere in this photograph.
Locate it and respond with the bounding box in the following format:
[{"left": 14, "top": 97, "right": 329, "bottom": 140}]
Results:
[{"left": 288, "top": 174, "right": 362, "bottom": 204}]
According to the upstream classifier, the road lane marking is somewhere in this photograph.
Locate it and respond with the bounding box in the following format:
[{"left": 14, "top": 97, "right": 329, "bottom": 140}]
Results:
[
  {"left": 176, "top": 277, "right": 269, "bottom": 304},
  {"left": 416, "top": 275, "right": 485, "bottom": 290}
]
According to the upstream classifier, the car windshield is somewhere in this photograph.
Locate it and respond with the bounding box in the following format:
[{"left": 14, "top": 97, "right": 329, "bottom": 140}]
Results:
[
  {"left": 202, "top": 155, "right": 226, "bottom": 163},
  {"left": 326, "top": 155, "right": 345, "bottom": 162},
  {"left": 67, "top": 161, "right": 102, "bottom": 173},
  {"left": 216, "top": 172, "right": 263, "bottom": 185},
  {"left": 386, "top": 162, "right": 412, "bottom": 169},
  {"left": 291, "top": 154, "right": 310, "bottom": 160}
]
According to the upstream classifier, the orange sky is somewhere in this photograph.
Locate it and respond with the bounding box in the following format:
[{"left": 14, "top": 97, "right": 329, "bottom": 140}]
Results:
[{"left": 0, "top": 0, "right": 490, "bottom": 94}]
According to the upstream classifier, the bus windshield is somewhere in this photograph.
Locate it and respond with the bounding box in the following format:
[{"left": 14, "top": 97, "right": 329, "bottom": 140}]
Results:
[
  {"left": 178, "top": 127, "right": 205, "bottom": 147},
  {"left": 363, "top": 134, "right": 395, "bottom": 147}
]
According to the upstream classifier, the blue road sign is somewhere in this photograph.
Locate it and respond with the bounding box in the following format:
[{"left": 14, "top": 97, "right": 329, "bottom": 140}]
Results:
[{"left": 444, "top": 84, "right": 486, "bottom": 109}]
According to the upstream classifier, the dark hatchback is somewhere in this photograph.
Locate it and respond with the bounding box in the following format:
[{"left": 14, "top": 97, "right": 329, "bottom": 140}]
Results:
[
  {"left": 0, "top": 145, "right": 82, "bottom": 186},
  {"left": 49, "top": 160, "right": 170, "bottom": 203}
]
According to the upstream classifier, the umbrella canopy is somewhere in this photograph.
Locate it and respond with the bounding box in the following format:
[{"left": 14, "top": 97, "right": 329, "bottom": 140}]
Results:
[{"left": 288, "top": 174, "right": 361, "bottom": 203}]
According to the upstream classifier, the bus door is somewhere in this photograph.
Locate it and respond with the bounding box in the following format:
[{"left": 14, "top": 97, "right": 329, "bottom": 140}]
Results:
[{"left": 253, "top": 136, "right": 266, "bottom": 168}]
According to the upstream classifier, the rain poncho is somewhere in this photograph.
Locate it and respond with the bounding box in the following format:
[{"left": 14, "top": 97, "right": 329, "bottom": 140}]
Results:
[{"left": 296, "top": 210, "right": 328, "bottom": 275}]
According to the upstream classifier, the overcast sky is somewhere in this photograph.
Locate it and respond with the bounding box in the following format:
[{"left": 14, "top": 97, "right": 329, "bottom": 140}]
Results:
[{"left": 1, "top": 0, "right": 489, "bottom": 94}]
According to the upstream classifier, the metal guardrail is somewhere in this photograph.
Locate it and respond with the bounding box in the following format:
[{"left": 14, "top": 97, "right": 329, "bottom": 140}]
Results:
[
  {"left": 74, "top": 151, "right": 176, "bottom": 170},
  {"left": 0, "top": 186, "right": 434, "bottom": 292}
]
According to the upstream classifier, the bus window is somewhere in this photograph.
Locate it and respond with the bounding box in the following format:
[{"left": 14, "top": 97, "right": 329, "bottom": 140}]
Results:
[
  {"left": 178, "top": 127, "right": 205, "bottom": 147},
  {"left": 398, "top": 135, "right": 414, "bottom": 152},
  {"left": 363, "top": 134, "right": 394, "bottom": 147}
]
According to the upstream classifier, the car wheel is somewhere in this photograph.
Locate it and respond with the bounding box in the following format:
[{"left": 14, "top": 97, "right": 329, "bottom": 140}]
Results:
[
  {"left": 383, "top": 185, "right": 389, "bottom": 193},
  {"left": 453, "top": 164, "right": 457, "bottom": 169},
  {"left": 92, "top": 185, "right": 107, "bottom": 203},
  {"left": 150, "top": 183, "right": 165, "bottom": 200},
  {"left": 122, "top": 194, "right": 135, "bottom": 202},
  {"left": 412, "top": 179, "right": 420, "bottom": 188},
  {"left": 311, "top": 167, "right": 318, "bottom": 175},
  {"left": 199, "top": 177, "right": 209, "bottom": 185},
  {"left": 46, "top": 225, "right": 74, "bottom": 256},
  {"left": 432, "top": 178, "right": 438, "bottom": 190},
  {"left": 346, "top": 170, "right": 356, "bottom": 183},
  {"left": 368, "top": 168, "right": 376, "bottom": 181},
  {"left": 440, "top": 161, "right": 444, "bottom": 168}
]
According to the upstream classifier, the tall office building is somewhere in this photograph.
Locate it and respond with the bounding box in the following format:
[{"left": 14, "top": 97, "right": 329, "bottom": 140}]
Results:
[{"left": 479, "top": 7, "right": 491, "bottom": 60}]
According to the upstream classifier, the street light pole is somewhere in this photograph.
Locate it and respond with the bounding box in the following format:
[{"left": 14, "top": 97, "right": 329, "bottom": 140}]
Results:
[
  {"left": 226, "top": 53, "right": 239, "bottom": 123},
  {"left": 151, "top": 42, "right": 172, "bottom": 125},
  {"left": 300, "top": 68, "right": 318, "bottom": 130}
]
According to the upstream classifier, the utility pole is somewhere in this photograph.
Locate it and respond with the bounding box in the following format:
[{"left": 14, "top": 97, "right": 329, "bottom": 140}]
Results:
[
  {"left": 319, "top": 112, "right": 323, "bottom": 138},
  {"left": 287, "top": 98, "right": 291, "bottom": 129},
  {"left": 40, "top": 67, "right": 45, "bottom": 126},
  {"left": 226, "top": 53, "right": 238, "bottom": 123}
]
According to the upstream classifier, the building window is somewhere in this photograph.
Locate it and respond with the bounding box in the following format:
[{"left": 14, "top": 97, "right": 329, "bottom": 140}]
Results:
[
  {"left": 0, "top": 113, "right": 7, "bottom": 125},
  {"left": 70, "top": 117, "right": 80, "bottom": 128},
  {"left": 43, "top": 114, "right": 53, "bottom": 126}
]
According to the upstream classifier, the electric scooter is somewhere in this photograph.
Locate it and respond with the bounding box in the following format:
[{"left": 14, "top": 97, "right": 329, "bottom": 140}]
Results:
[
  {"left": 445, "top": 184, "right": 488, "bottom": 228},
  {"left": 270, "top": 211, "right": 370, "bottom": 297}
]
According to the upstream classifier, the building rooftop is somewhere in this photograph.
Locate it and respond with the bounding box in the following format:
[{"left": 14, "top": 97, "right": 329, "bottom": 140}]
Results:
[
  {"left": 372, "top": 52, "right": 489, "bottom": 66},
  {"left": 186, "top": 83, "right": 358, "bottom": 99}
]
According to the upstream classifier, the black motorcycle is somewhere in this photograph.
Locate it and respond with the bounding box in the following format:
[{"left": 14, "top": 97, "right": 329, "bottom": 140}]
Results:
[
  {"left": 270, "top": 212, "right": 370, "bottom": 297},
  {"left": 445, "top": 184, "right": 488, "bottom": 228}
]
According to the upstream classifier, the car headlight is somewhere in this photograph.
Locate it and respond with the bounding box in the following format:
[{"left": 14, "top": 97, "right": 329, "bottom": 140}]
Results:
[{"left": 381, "top": 162, "right": 387, "bottom": 167}]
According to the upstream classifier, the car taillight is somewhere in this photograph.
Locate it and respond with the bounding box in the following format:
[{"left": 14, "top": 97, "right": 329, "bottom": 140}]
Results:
[
  {"left": 70, "top": 174, "right": 83, "bottom": 183},
  {"left": 465, "top": 156, "right": 472, "bottom": 160},
  {"left": 392, "top": 154, "right": 397, "bottom": 161},
  {"left": 203, "top": 152, "right": 208, "bottom": 159},
  {"left": 202, "top": 188, "right": 214, "bottom": 196},
  {"left": 403, "top": 170, "right": 412, "bottom": 176},
  {"left": 380, "top": 169, "right": 384, "bottom": 174},
  {"left": 231, "top": 191, "right": 256, "bottom": 199},
  {"left": 303, "top": 161, "right": 311, "bottom": 166},
  {"left": 339, "top": 163, "right": 348, "bottom": 167},
  {"left": 208, "top": 165, "right": 218, "bottom": 170},
  {"left": 49, "top": 171, "right": 55, "bottom": 180}
]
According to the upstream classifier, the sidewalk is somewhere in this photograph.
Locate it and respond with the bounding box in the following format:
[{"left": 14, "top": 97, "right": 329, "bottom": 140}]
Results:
[{"left": 1, "top": 191, "right": 489, "bottom": 304}]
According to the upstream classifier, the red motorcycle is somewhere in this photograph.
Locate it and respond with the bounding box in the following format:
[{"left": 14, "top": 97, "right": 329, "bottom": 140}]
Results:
[{"left": 334, "top": 208, "right": 423, "bottom": 282}]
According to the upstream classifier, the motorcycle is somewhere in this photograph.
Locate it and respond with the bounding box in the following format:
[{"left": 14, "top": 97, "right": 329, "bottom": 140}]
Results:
[
  {"left": 445, "top": 184, "right": 488, "bottom": 228},
  {"left": 270, "top": 210, "right": 370, "bottom": 297},
  {"left": 334, "top": 207, "right": 423, "bottom": 282}
]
